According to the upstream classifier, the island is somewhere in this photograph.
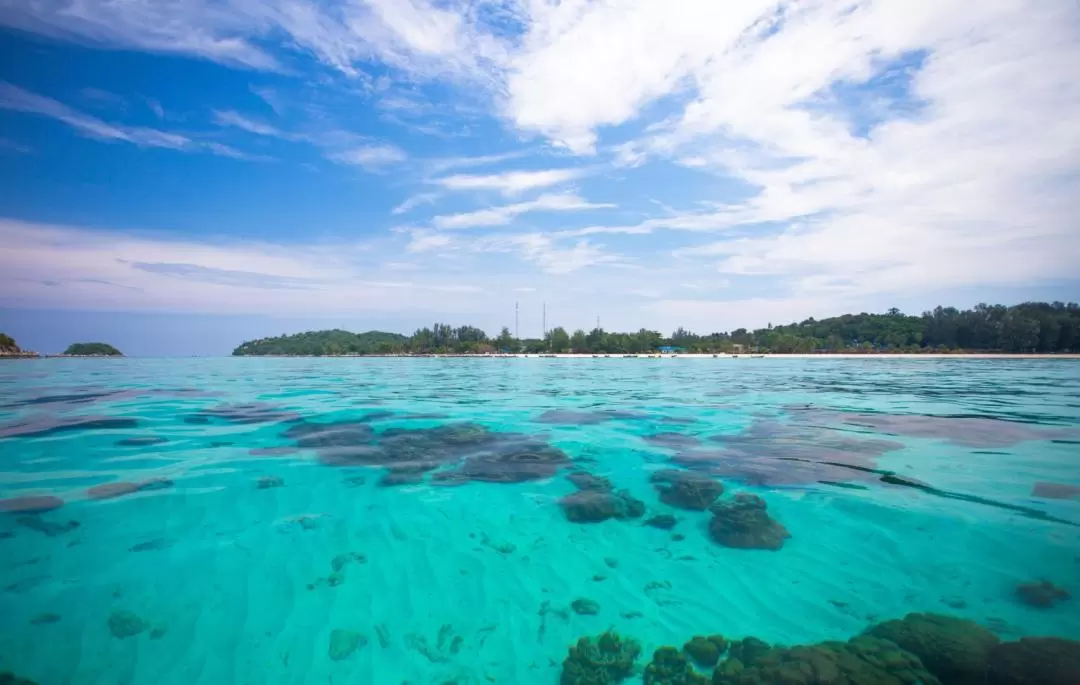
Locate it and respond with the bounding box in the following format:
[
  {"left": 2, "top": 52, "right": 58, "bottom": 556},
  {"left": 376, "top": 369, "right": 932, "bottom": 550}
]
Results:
[
  {"left": 63, "top": 342, "right": 123, "bottom": 356},
  {"left": 1, "top": 332, "right": 38, "bottom": 358},
  {"left": 232, "top": 301, "right": 1080, "bottom": 356}
]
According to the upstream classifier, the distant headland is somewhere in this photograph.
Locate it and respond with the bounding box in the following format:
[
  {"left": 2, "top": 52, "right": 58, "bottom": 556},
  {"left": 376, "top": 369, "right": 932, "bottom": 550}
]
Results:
[{"left": 232, "top": 302, "right": 1080, "bottom": 357}]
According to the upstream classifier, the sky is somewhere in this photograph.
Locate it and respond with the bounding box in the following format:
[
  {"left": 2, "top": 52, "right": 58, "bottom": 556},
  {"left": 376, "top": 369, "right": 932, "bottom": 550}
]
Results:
[{"left": 0, "top": 0, "right": 1078, "bottom": 355}]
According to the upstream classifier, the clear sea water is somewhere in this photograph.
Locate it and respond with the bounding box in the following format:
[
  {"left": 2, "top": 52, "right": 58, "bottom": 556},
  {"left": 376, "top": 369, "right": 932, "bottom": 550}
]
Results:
[{"left": 1, "top": 357, "right": 1078, "bottom": 684}]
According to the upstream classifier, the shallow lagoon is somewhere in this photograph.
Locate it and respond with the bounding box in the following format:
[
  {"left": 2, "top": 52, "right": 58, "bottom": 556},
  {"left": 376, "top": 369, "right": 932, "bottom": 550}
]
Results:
[{"left": 1, "top": 357, "right": 1078, "bottom": 684}]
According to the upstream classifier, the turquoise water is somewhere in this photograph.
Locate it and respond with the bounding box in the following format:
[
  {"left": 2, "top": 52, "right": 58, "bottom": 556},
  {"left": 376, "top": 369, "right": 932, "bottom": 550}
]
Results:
[{"left": 1, "top": 357, "right": 1078, "bottom": 684}]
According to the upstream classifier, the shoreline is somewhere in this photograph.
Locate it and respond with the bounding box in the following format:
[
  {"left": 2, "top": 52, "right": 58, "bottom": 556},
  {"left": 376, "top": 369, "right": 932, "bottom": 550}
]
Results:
[
  {"left": 232, "top": 352, "right": 1080, "bottom": 359},
  {"left": 7, "top": 353, "right": 1080, "bottom": 360}
]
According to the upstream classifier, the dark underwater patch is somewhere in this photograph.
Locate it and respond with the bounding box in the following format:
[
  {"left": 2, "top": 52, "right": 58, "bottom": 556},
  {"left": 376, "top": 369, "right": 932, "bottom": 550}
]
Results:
[
  {"left": 788, "top": 406, "right": 1078, "bottom": 448},
  {"left": 0, "top": 416, "right": 139, "bottom": 439},
  {"left": 184, "top": 402, "right": 300, "bottom": 425},
  {"left": 1031, "top": 482, "right": 1080, "bottom": 500},
  {"left": 535, "top": 409, "right": 649, "bottom": 425}
]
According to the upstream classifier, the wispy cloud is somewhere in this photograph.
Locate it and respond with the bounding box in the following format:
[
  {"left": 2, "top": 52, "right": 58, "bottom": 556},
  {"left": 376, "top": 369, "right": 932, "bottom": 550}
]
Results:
[
  {"left": 213, "top": 109, "right": 287, "bottom": 138},
  {"left": 433, "top": 193, "right": 614, "bottom": 229},
  {"left": 434, "top": 168, "right": 584, "bottom": 195},
  {"left": 0, "top": 137, "right": 32, "bottom": 154},
  {"left": 327, "top": 144, "right": 408, "bottom": 169},
  {"left": 392, "top": 192, "right": 441, "bottom": 215},
  {"left": 0, "top": 218, "right": 494, "bottom": 314},
  {"left": 425, "top": 150, "right": 534, "bottom": 174},
  {"left": 474, "top": 233, "right": 623, "bottom": 274},
  {"left": 0, "top": 82, "right": 255, "bottom": 160}
]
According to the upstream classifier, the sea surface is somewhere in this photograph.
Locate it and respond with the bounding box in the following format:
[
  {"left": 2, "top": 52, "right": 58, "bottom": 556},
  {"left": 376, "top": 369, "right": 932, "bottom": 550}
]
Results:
[{"left": 0, "top": 357, "right": 1078, "bottom": 684}]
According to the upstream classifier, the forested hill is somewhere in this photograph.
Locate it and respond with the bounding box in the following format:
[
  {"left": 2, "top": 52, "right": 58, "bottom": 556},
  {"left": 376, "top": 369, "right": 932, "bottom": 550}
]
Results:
[
  {"left": 230, "top": 302, "right": 1080, "bottom": 355},
  {"left": 63, "top": 342, "right": 123, "bottom": 356},
  {"left": 232, "top": 330, "right": 409, "bottom": 356}
]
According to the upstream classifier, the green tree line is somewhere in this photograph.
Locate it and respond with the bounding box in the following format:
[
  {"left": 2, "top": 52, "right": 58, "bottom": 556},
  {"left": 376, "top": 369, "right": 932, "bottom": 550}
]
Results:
[{"left": 231, "top": 302, "right": 1080, "bottom": 356}]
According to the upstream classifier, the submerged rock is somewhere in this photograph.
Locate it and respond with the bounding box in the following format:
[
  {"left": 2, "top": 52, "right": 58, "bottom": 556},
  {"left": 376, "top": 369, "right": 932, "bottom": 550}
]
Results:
[
  {"left": 434, "top": 443, "right": 570, "bottom": 484},
  {"left": 16, "top": 516, "right": 79, "bottom": 537},
  {"left": 1015, "top": 580, "right": 1070, "bottom": 608},
  {"left": 88, "top": 482, "right": 141, "bottom": 500},
  {"left": 88, "top": 478, "right": 173, "bottom": 501},
  {"left": 708, "top": 493, "right": 790, "bottom": 550},
  {"left": 567, "top": 471, "right": 615, "bottom": 492},
  {"left": 987, "top": 636, "right": 1080, "bottom": 685},
  {"left": 30, "top": 612, "right": 60, "bottom": 625},
  {"left": 560, "top": 489, "right": 646, "bottom": 523},
  {"left": 571, "top": 598, "right": 601, "bottom": 615},
  {"left": 108, "top": 609, "right": 148, "bottom": 639},
  {"left": 683, "top": 635, "right": 727, "bottom": 667},
  {"left": 712, "top": 635, "right": 943, "bottom": 685},
  {"left": 865, "top": 612, "right": 999, "bottom": 685},
  {"left": 331, "top": 552, "right": 366, "bottom": 572},
  {"left": 0, "top": 495, "right": 64, "bottom": 514},
  {"left": 645, "top": 514, "right": 678, "bottom": 530},
  {"left": 256, "top": 475, "right": 285, "bottom": 489},
  {"left": 116, "top": 436, "right": 168, "bottom": 447},
  {"left": 644, "top": 646, "right": 709, "bottom": 685},
  {"left": 378, "top": 470, "right": 426, "bottom": 487},
  {"left": 0, "top": 672, "right": 39, "bottom": 685},
  {"left": 651, "top": 469, "right": 724, "bottom": 510},
  {"left": 328, "top": 628, "right": 367, "bottom": 660},
  {"left": 186, "top": 402, "right": 299, "bottom": 425},
  {"left": 560, "top": 630, "right": 641, "bottom": 685}
]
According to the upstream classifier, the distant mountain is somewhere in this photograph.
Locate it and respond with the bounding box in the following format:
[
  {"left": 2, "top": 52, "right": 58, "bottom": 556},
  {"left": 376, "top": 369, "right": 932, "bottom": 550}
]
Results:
[
  {"left": 232, "top": 329, "right": 410, "bottom": 356},
  {"left": 63, "top": 342, "right": 123, "bottom": 356}
]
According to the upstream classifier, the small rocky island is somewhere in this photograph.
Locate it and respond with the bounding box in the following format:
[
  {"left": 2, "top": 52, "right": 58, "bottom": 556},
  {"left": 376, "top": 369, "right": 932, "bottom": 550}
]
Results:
[
  {"left": 63, "top": 342, "right": 123, "bottom": 356},
  {"left": 0, "top": 332, "right": 38, "bottom": 358}
]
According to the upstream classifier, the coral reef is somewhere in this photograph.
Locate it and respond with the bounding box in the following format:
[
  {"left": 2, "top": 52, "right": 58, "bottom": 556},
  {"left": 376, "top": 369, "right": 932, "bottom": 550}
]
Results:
[
  {"left": 186, "top": 402, "right": 299, "bottom": 424},
  {"left": 651, "top": 469, "right": 724, "bottom": 510},
  {"left": 16, "top": 516, "right": 79, "bottom": 537},
  {"left": 707, "top": 494, "right": 790, "bottom": 550},
  {"left": 644, "top": 646, "right": 709, "bottom": 685},
  {"left": 865, "top": 612, "right": 999, "bottom": 685},
  {"left": 0, "top": 495, "right": 64, "bottom": 514},
  {"left": 108, "top": 609, "right": 148, "bottom": 639},
  {"left": 567, "top": 471, "right": 615, "bottom": 492},
  {"left": 560, "top": 489, "right": 646, "bottom": 523},
  {"left": 1015, "top": 580, "right": 1070, "bottom": 608},
  {"left": 712, "top": 635, "right": 943, "bottom": 685},
  {"left": 987, "top": 636, "right": 1080, "bottom": 685},
  {"left": 571, "top": 598, "right": 601, "bottom": 615},
  {"left": 645, "top": 514, "right": 678, "bottom": 530},
  {"left": 560, "top": 630, "right": 641, "bottom": 685},
  {"left": 328, "top": 628, "right": 366, "bottom": 660},
  {"left": 256, "top": 475, "right": 284, "bottom": 489},
  {"left": 684, "top": 635, "right": 727, "bottom": 668}
]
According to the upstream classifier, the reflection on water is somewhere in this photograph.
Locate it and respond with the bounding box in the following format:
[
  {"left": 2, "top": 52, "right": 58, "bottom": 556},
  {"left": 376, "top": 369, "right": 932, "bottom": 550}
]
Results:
[{"left": 0, "top": 357, "right": 1078, "bottom": 684}]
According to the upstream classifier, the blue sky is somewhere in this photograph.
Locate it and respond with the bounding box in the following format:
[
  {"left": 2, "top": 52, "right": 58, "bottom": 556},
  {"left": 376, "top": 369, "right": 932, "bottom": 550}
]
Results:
[{"left": 1, "top": 0, "right": 1078, "bottom": 355}]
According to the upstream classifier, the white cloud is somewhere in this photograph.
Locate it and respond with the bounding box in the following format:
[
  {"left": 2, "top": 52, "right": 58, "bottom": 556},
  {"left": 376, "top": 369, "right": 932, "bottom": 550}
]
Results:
[
  {"left": 425, "top": 150, "right": 534, "bottom": 174},
  {"left": 0, "top": 0, "right": 283, "bottom": 71},
  {"left": 0, "top": 218, "right": 492, "bottom": 314},
  {"left": 433, "top": 193, "right": 613, "bottom": 229},
  {"left": 434, "top": 168, "right": 584, "bottom": 195},
  {"left": 504, "top": 0, "right": 1080, "bottom": 300},
  {"left": 405, "top": 231, "right": 454, "bottom": 253},
  {"left": 392, "top": 192, "right": 440, "bottom": 215},
  {"left": 327, "top": 143, "right": 408, "bottom": 169},
  {"left": 475, "top": 233, "right": 622, "bottom": 274},
  {"left": 3, "top": 0, "right": 1078, "bottom": 325}
]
